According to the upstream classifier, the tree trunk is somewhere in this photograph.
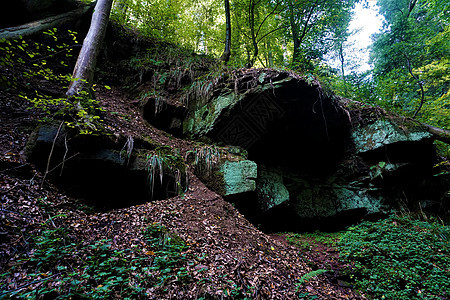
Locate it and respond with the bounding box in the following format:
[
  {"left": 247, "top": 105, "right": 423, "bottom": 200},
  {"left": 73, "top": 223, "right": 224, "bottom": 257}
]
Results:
[
  {"left": 420, "top": 123, "right": 450, "bottom": 145},
  {"left": 266, "top": 39, "right": 273, "bottom": 67},
  {"left": 67, "top": 0, "right": 113, "bottom": 96},
  {"left": 0, "top": 4, "right": 93, "bottom": 40},
  {"left": 220, "top": 0, "right": 231, "bottom": 63},
  {"left": 249, "top": 0, "right": 258, "bottom": 67},
  {"left": 338, "top": 43, "right": 349, "bottom": 96},
  {"left": 288, "top": 3, "right": 300, "bottom": 64},
  {"left": 289, "top": 0, "right": 317, "bottom": 66}
]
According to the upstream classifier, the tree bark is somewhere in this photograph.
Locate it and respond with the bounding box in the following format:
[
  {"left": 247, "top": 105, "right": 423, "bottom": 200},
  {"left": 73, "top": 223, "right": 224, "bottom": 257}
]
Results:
[
  {"left": 0, "top": 4, "right": 93, "bottom": 40},
  {"left": 220, "top": 0, "right": 231, "bottom": 63},
  {"left": 290, "top": 0, "right": 319, "bottom": 65},
  {"left": 420, "top": 123, "right": 450, "bottom": 145},
  {"left": 66, "top": 0, "right": 113, "bottom": 96}
]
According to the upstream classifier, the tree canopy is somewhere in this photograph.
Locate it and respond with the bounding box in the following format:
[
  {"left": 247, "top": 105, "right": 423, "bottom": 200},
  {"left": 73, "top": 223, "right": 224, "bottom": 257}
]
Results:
[{"left": 370, "top": 0, "right": 449, "bottom": 130}]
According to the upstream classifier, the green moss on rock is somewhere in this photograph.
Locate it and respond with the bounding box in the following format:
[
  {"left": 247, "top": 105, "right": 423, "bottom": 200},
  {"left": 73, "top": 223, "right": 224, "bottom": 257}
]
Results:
[
  {"left": 352, "top": 119, "right": 433, "bottom": 153},
  {"left": 220, "top": 160, "right": 257, "bottom": 196},
  {"left": 256, "top": 166, "right": 289, "bottom": 211}
]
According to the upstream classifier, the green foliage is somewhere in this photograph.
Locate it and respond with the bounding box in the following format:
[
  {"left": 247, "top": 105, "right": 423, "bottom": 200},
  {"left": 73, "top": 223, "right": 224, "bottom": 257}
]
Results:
[
  {"left": 142, "top": 223, "right": 189, "bottom": 286},
  {"left": 145, "top": 146, "right": 187, "bottom": 198},
  {"left": 284, "top": 231, "right": 342, "bottom": 250},
  {"left": 296, "top": 269, "right": 327, "bottom": 289},
  {"left": 371, "top": 0, "right": 449, "bottom": 131},
  {"left": 0, "top": 220, "right": 190, "bottom": 298},
  {"left": 339, "top": 214, "right": 450, "bottom": 299},
  {"left": 109, "top": 0, "right": 358, "bottom": 71},
  {"left": 286, "top": 0, "right": 358, "bottom": 71},
  {"left": 0, "top": 29, "right": 106, "bottom": 135}
]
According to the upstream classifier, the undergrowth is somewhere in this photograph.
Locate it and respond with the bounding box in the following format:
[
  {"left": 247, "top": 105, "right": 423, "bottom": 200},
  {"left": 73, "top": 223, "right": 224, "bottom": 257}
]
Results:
[
  {"left": 0, "top": 28, "right": 106, "bottom": 135},
  {"left": 0, "top": 220, "right": 190, "bottom": 299},
  {"left": 339, "top": 214, "right": 450, "bottom": 299},
  {"left": 284, "top": 231, "right": 341, "bottom": 250}
]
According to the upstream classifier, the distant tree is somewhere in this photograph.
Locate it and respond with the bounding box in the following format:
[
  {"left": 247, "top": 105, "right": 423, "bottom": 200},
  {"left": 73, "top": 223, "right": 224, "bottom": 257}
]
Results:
[
  {"left": 220, "top": 0, "right": 232, "bottom": 63},
  {"left": 372, "top": 0, "right": 449, "bottom": 124},
  {"left": 232, "top": 0, "right": 286, "bottom": 66},
  {"left": 284, "top": 0, "right": 357, "bottom": 71}
]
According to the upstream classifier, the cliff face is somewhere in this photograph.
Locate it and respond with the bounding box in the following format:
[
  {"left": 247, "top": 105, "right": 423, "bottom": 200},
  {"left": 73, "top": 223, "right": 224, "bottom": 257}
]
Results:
[{"left": 145, "top": 68, "right": 447, "bottom": 231}]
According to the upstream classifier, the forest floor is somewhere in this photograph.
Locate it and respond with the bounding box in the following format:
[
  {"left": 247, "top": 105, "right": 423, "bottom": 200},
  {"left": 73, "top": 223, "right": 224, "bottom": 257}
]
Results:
[{"left": 0, "top": 27, "right": 366, "bottom": 299}]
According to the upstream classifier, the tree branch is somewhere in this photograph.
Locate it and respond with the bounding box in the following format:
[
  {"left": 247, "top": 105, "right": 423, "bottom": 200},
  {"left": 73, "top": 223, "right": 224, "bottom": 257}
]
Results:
[
  {"left": 257, "top": 24, "right": 289, "bottom": 44},
  {"left": 417, "top": 122, "right": 450, "bottom": 144},
  {"left": 404, "top": 54, "right": 425, "bottom": 118},
  {"left": 255, "top": 0, "right": 282, "bottom": 37},
  {"left": 406, "top": 0, "right": 418, "bottom": 18}
]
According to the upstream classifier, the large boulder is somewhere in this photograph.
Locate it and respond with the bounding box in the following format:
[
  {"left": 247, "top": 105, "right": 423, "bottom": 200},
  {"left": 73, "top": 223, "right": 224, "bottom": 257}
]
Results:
[
  {"left": 256, "top": 166, "right": 289, "bottom": 212},
  {"left": 24, "top": 124, "right": 187, "bottom": 208},
  {"left": 190, "top": 146, "right": 257, "bottom": 196},
  {"left": 165, "top": 69, "right": 447, "bottom": 230},
  {"left": 352, "top": 118, "right": 433, "bottom": 154},
  {"left": 220, "top": 160, "right": 257, "bottom": 196}
]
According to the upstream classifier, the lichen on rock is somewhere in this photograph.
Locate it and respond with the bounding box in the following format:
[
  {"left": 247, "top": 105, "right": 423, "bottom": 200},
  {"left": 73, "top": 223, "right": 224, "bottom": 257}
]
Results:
[
  {"left": 256, "top": 166, "right": 289, "bottom": 211},
  {"left": 352, "top": 119, "right": 433, "bottom": 154}
]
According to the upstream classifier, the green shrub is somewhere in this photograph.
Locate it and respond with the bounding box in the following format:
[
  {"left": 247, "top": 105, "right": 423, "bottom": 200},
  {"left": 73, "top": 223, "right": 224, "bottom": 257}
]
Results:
[
  {"left": 1, "top": 222, "right": 190, "bottom": 298},
  {"left": 339, "top": 214, "right": 450, "bottom": 299},
  {"left": 142, "top": 222, "right": 189, "bottom": 286}
]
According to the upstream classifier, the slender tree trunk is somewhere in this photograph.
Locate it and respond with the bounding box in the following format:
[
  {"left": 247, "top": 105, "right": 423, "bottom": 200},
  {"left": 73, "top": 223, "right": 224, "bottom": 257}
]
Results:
[
  {"left": 267, "top": 39, "right": 273, "bottom": 67},
  {"left": 249, "top": 0, "right": 258, "bottom": 66},
  {"left": 220, "top": 0, "right": 232, "bottom": 63},
  {"left": 288, "top": 2, "right": 301, "bottom": 64},
  {"left": 289, "top": 0, "right": 318, "bottom": 65},
  {"left": 0, "top": 4, "right": 93, "bottom": 40},
  {"left": 290, "top": 18, "right": 300, "bottom": 63},
  {"left": 67, "top": 0, "right": 113, "bottom": 96},
  {"left": 338, "top": 44, "right": 349, "bottom": 96}
]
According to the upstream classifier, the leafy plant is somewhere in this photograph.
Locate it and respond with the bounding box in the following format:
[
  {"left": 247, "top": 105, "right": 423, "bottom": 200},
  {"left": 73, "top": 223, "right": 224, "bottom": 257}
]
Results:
[
  {"left": 339, "top": 214, "right": 450, "bottom": 299},
  {"left": 145, "top": 146, "right": 187, "bottom": 199},
  {"left": 143, "top": 223, "right": 189, "bottom": 286},
  {"left": 1, "top": 220, "right": 193, "bottom": 298},
  {"left": 0, "top": 29, "right": 106, "bottom": 135},
  {"left": 186, "top": 145, "right": 221, "bottom": 176},
  {"left": 296, "top": 269, "right": 327, "bottom": 290}
]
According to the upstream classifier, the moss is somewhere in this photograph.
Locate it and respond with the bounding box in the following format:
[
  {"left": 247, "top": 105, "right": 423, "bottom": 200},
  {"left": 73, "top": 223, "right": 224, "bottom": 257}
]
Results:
[
  {"left": 154, "top": 145, "right": 186, "bottom": 174},
  {"left": 198, "top": 170, "right": 226, "bottom": 196},
  {"left": 131, "top": 146, "right": 186, "bottom": 175},
  {"left": 220, "top": 160, "right": 257, "bottom": 196},
  {"left": 140, "top": 135, "right": 161, "bottom": 149},
  {"left": 352, "top": 119, "right": 433, "bottom": 153}
]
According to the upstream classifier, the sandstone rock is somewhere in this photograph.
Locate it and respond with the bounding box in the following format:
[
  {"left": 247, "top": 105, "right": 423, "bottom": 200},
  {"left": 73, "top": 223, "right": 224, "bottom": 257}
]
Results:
[
  {"left": 352, "top": 119, "right": 433, "bottom": 154},
  {"left": 256, "top": 166, "right": 289, "bottom": 211},
  {"left": 220, "top": 160, "right": 257, "bottom": 196}
]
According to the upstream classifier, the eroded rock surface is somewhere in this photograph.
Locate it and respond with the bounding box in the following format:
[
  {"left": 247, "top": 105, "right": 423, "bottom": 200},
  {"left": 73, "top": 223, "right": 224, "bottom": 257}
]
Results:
[
  {"left": 166, "top": 69, "right": 447, "bottom": 230},
  {"left": 24, "top": 124, "right": 187, "bottom": 208},
  {"left": 352, "top": 118, "right": 433, "bottom": 154}
]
